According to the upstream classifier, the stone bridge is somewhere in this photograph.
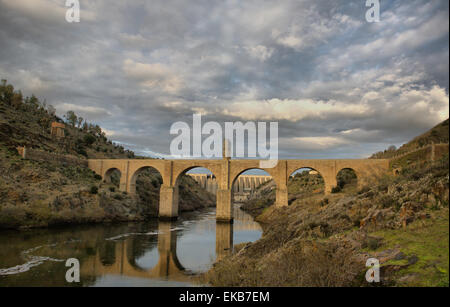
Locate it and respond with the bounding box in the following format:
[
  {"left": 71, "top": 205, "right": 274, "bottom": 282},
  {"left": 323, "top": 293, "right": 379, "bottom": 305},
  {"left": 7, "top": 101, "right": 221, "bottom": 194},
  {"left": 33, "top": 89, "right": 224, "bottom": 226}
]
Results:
[{"left": 87, "top": 158, "right": 389, "bottom": 222}]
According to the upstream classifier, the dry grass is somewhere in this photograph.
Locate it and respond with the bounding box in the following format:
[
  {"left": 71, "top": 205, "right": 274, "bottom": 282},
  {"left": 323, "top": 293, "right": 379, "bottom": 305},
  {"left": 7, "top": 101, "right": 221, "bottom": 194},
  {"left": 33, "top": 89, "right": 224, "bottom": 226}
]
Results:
[{"left": 203, "top": 239, "right": 362, "bottom": 287}]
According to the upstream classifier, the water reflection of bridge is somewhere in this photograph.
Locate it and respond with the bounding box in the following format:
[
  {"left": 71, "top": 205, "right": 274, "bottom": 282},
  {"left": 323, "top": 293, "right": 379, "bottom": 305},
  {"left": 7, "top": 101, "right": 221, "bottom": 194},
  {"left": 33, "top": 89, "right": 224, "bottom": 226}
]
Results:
[
  {"left": 80, "top": 220, "right": 237, "bottom": 283},
  {"left": 191, "top": 206, "right": 262, "bottom": 233}
]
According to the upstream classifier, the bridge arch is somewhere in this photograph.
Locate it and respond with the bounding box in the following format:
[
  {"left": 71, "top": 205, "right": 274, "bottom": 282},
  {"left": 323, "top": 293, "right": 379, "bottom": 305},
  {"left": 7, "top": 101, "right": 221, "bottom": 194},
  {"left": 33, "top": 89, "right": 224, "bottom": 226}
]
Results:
[
  {"left": 230, "top": 166, "right": 277, "bottom": 189},
  {"left": 157, "top": 164, "right": 220, "bottom": 220},
  {"left": 288, "top": 167, "right": 325, "bottom": 205},
  {"left": 129, "top": 166, "right": 164, "bottom": 196},
  {"left": 231, "top": 168, "right": 274, "bottom": 204},
  {"left": 103, "top": 167, "right": 121, "bottom": 187},
  {"left": 287, "top": 161, "right": 337, "bottom": 194},
  {"left": 172, "top": 161, "right": 223, "bottom": 188},
  {"left": 126, "top": 161, "right": 167, "bottom": 194},
  {"left": 174, "top": 166, "right": 217, "bottom": 186},
  {"left": 335, "top": 167, "right": 358, "bottom": 192}
]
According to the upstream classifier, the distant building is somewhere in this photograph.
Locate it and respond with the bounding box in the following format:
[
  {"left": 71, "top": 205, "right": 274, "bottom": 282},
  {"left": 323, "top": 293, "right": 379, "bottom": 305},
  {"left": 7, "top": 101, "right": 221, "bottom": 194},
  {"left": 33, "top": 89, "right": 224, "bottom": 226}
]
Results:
[
  {"left": 51, "top": 122, "right": 65, "bottom": 138},
  {"left": 309, "top": 170, "right": 318, "bottom": 175}
]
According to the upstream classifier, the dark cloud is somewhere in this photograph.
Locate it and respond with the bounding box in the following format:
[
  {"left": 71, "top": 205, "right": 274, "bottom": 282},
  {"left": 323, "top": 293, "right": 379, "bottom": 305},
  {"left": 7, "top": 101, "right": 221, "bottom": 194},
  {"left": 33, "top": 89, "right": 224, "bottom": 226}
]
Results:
[{"left": 0, "top": 0, "right": 448, "bottom": 159}]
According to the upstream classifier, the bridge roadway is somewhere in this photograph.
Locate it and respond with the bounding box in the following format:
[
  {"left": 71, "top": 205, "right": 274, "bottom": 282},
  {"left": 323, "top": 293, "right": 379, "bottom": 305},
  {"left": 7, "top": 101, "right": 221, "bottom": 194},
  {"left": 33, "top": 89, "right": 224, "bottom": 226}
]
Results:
[{"left": 88, "top": 158, "right": 389, "bottom": 222}]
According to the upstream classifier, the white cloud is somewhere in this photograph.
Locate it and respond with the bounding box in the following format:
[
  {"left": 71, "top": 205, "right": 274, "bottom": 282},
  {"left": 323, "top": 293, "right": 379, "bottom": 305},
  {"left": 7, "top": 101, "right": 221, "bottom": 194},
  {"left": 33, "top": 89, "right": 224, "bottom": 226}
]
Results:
[
  {"left": 122, "top": 59, "right": 183, "bottom": 94},
  {"left": 222, "top": 98, "right": 369, "bottom": 121},
  {"left": 244, "top": 45, "right": 274, "bottom": 62},
  {"left": 291, "top": 136, "right": 350, "bottom": 150},
  {"left": 55, "top": 103, "right": 111, "bottom": 118}
]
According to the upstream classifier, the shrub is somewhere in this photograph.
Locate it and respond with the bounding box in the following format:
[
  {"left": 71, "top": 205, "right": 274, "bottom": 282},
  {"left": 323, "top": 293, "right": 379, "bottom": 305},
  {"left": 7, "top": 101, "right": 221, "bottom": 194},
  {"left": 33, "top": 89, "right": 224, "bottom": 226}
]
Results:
[
  {"left": 94, "top": 174, "right": 102, "bottom": 180},
  {"left": 113, "top": 193, "right": 123, "bottom": 200},
  {"left": 83, "top": 134, "right": 96, "bottom": 146},
  {"left": 366, "top": 237, "right": 381, "bottom": 250},
  {"left": 331, "top": 186, "right": 341, "bottom": 193},
  {"left": 379, "top": 195, "right": 395, "bottom": 208},
  {"left": 319, "top": 198, "right": 329, "bottom": 206},
  {"left": 151, "top": 178, "right": 160, "bottom": 188},
  {"left": 90, "top": 186, "right": 98, "bottom": 194},
  {"left": 76, "top": 148, "right": 88, "bottom": 157},
  {"left": 358, "top": 186, "right": 371, "bottom": 194}
]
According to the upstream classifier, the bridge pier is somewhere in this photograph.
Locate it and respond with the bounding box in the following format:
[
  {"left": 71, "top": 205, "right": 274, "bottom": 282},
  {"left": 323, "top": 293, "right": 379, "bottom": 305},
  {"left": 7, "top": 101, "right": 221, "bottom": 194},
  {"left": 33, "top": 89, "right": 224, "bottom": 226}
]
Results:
[
  {"left": 275, "top": 187, "right": 288, "bottom": 207},
  {"left": 159, "top": 184, "right": 179, "bottom": 220},
  {"left": 324, "top": 176, "right": 337, "bottom": 194},
  {"left": 119, "top": 176, "right": 127, "bottom": 193},
  {"left": 275, "top": 161, "right": 289, "bottom": 207},
  {"left": 216, "top": 221, "right": 233, "bottom": 261},
  {"left": 216, "top": 189, "right": 233, "bottom": 222}
]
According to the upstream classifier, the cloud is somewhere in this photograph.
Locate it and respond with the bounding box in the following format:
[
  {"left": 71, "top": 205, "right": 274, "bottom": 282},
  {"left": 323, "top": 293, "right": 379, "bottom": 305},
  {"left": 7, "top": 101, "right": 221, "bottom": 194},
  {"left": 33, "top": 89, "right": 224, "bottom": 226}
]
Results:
[
  {"left": 55, "top": 103, "right": 112, "bottom": 119},
  {"left": 222, "top": 99, "right": 369, "bottom": 121},
  {"left": 0, "top": 0, "right": 448, "bottom": 159},
  {"left": 291, "top": 136, "right": 350, "bottom": 150},
  {"left": 244, "top": 45, "right": 274, "bottom": 62},
  {"left": 122, "top": 59, "right": 184, "bottom": 94}
]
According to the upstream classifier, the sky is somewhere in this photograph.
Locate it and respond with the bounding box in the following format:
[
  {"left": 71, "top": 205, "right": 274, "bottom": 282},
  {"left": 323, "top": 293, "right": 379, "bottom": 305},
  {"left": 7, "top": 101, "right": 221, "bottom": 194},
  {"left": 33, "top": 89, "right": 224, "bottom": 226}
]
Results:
[{"left": 0, "top": 0, "right": 448, "bottom": 160}]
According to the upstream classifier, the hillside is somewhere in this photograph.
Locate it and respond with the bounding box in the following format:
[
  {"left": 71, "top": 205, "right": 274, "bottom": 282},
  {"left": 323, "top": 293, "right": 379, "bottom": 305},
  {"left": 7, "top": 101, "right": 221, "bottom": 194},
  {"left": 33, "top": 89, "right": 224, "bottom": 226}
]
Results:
[
  {"left": 204, "top": 124, "right": 449, "bottom": 287},
  {"left": 371, "top": 119, "right": 449, "bottom": 159},
  {"left": 0, "top": 80, "right": 214, "bottom": 229}
]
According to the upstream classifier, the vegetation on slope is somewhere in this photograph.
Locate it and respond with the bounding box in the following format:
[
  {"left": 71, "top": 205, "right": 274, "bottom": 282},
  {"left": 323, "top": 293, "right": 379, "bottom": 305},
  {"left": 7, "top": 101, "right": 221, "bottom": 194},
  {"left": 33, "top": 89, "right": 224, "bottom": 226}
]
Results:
[
  {"left": 370, "top": 119, "right": 449, "bottom": 159},
  {"left": 0, "top": 80, "right": 134, "bottom": 159}
]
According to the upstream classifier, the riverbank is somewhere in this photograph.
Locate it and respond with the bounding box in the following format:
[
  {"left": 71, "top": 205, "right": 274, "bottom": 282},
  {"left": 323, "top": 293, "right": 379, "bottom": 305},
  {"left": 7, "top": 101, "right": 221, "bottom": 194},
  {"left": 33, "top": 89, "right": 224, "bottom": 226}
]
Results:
[{"left": 202, "top": 156, "right": 449, "bottom": 287}]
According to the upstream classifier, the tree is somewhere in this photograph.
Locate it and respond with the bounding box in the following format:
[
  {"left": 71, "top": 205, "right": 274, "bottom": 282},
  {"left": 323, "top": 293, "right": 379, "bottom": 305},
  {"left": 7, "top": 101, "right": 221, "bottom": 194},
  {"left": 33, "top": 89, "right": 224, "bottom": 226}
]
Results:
[
  {"left": 77, "top": 116, "right": 84, "bottom": 128},
  {"left": 83, "top": 134, "right": 96, "bottom": 146},
  {"left": 47, "top": 105, "right": 56, "bottom": 116},
  {"left": 64, "top": 110, "right": 77, "bottom": 126},
  {"left": 92, "top": 124, "right": 102, "bottom": 137},
  {"left": 29, "top": 94, "right": 39, "bottom": 106},
  {"left": 1, "top": 81, "right": 14, "bottom": 105},
  {"left": 387, "top": 145, "right": 397, "bottom": 151},
  {"left": 11, "top": 91, "right": 23, "bottom": 109}
]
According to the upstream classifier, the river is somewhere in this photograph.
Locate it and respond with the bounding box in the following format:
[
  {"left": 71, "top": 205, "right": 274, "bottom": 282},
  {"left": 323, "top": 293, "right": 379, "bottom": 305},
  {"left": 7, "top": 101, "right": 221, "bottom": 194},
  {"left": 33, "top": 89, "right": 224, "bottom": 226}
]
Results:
[{"left": 0, "top": 204, "right": 261, "bottom": 287}]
